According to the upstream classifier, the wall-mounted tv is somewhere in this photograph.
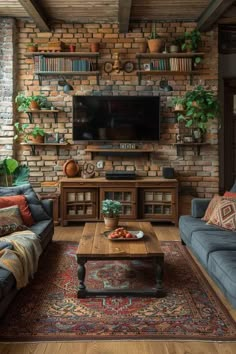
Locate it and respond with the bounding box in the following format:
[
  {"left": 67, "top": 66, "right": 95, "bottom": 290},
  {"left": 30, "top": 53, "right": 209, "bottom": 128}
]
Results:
[{"left": 72, "top": 95, "right": 160, "bottom": 141}]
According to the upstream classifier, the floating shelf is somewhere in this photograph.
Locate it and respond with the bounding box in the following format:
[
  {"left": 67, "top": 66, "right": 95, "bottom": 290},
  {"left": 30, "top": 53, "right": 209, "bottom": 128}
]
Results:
[
  {"left": 26, "top": 109, "right": 59, "bottom": 123},
  {"left": 24, "top": 52, "right": 99, "bottom": 58},
  {"left": 174, "top": 142, "right": 210, "bottom": 156},
  {"left": 85, "top": 147, "right": 154, "bottom": 158},
  {"left": 20, "top": 142, "right": 69, "bottom": 155},
  {"left": 136, "top": 52, "right": 205, "bottom": 59},
  {"left": 35, "top": 71, "right": 100, "bottom": 85}
]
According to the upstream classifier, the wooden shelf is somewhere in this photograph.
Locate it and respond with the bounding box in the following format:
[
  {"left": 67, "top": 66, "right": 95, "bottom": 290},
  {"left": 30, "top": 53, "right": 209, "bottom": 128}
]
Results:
[
  {"left": 136, "top": 52, "right": 205, "bottom": 59},
  {"left": 85, "top": 148, "right": 154, "bottom": 152},
  {"left": 24, "top": 52, "right": 99, "bottom": 58},
  {"left": 26, "top": 109, "right": 59, "bottom": 123},
  {"left": 20, "top": 142, "right": 69, "bottom": 155},
  {"left": 35, "top": 71, "right": 100, "bottom": 85}
]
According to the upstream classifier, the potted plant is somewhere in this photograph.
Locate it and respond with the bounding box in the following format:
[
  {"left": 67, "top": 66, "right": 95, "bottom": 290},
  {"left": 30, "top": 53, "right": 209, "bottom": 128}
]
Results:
[
  {"left": 0, "top": 157, "right": 30, "bottom": 186},
  {"left": 181, "top": 29, "right": 201, "bottom": 52},
  {"left": 175, "top": 86, "right": 220, "bottom": 141},
  {"left": 26, "top": 42, "right": 37, "bottom": 52},
  {"left": 147, "top": 22, "right": 162, "bottom": 53},
  {"left": 15, "top": 92, "right": 48, "bottom": 112},
  {"left": 172, "top": 96, "right": 185, "bottom": 112},
  {"left": 14, "top": 122, "right": 45, "bottom": 143},
  {"left": 101, "top": 199, "right": 122, "bottom": 230}
]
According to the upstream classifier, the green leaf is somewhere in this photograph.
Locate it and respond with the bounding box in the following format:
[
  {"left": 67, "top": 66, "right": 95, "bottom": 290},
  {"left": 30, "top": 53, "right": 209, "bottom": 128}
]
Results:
[
  {"left": 3, "top": 158, "right": 18, "bottom": 175},
  {"left": 12, "top": 165, "right": 30, "bottom": 186}
]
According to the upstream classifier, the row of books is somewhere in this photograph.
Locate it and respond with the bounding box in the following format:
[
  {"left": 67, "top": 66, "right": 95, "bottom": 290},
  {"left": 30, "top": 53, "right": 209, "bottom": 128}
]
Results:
[
  {"left": 34, "top": 56, "right": 92, "bottom": 72},
  {"left": 145, "top": 58, "right": 193, "bottom": 72}
]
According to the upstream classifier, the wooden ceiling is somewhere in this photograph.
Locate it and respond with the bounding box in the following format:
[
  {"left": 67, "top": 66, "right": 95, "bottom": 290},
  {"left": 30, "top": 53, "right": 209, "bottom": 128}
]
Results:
[{"left": 0, "top": 0, "right": 236, "bottom": 32}]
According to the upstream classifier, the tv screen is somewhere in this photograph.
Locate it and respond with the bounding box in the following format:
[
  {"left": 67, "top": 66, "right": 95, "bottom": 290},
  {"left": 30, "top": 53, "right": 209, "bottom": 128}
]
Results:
[{"left": 72, "top": 96, "right": 160, "bottom": 141}]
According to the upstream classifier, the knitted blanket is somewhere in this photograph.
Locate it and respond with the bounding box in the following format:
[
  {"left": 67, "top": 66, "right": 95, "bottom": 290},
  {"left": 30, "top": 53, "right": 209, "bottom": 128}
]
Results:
[{"left": 0, "top": 230, "right": 42, "bottom": 288}]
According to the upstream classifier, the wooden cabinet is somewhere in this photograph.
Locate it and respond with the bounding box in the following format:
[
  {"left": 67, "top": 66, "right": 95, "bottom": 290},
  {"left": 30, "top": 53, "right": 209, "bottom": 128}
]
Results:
[{"left": 60, "top": 177, "right": 178, "bottom": 226}]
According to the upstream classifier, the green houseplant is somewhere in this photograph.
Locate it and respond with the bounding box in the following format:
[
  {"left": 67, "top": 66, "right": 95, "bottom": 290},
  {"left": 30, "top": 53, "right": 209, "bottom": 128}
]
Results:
[
  {"left": 15, "top": 92, "right": 48, "bottom": 112},
  {"left": 14, "top": 122, "right": 45, "bottom": 143},
  {"left": 175, "top": 85, "right": 220, "bottom": 141},
  {"left": 0, "top": 157, "right": 30, "bottom": 186},
  {"left": 101, "top": 199, "right": 122, "bottom": 230},
  {"left": 181, "top": 29, "right": 201, "bottom": 52},
  {"left": 147, "top": 22, "right": 162, "bottom": 53}
]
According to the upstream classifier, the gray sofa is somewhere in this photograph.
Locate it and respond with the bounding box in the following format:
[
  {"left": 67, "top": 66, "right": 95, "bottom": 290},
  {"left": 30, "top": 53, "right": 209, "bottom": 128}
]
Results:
[
  {"left": 179, "top": 198, "right": 236, "bottom": 309},
  {"left": 0, "top": 184, "right": 54, "bottom": 317}
]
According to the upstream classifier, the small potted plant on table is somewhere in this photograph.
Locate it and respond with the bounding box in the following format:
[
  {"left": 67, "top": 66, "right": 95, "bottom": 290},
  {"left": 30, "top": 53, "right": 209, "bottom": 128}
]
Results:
[
  {"left": 101, "top": 199, "right": 122, "bottom": 230},
  {"left": 14, "top": 123, "right": 45, "bottom": 143}
]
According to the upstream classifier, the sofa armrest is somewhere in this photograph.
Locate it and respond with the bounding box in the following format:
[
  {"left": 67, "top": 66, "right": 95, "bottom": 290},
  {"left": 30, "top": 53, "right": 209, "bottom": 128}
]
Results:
[
  {"left": 191, "top": 198, "right": 211, "bottom": 218},
  {"left": 41, "top": 199, "right": 53, "bottom": 218}
]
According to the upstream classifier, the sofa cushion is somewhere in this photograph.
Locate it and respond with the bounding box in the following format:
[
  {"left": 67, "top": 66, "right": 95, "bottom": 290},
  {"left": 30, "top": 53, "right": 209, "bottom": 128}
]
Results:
[
  {"left": 0, "top": 206, "right": 28, "bottom": 236},
  {"left": 191, "top": 230, "right": 236, "bottom": 266},
  {"left": 208, "top": 250, "right": 236, "bottom": 305},
  {"left": 30, "top": 220, "right": 53, "bottom": 249},
  {"left": 201, "top": 195, "right": 222, "bottom": 222},
  {"left": 0, "top": 195, "right": 34, "bottom": 226},
  {"left": 208, "top": 198, "right": 236, "bottom": 231},
  {"left": 224, "top": 191, "right": 236, "bottom": 198},
  {"left": 0, "top": 268, "right": 16, "bottom": 299},
  {"left": 0, "top": 184, "right": 50, "bottom": 222}
]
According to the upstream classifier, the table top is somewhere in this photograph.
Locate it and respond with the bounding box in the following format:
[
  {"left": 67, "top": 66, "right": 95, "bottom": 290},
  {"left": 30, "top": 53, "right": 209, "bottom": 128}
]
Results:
[{"left": 76, "top": 221, "right": 164, "bottom": 258}]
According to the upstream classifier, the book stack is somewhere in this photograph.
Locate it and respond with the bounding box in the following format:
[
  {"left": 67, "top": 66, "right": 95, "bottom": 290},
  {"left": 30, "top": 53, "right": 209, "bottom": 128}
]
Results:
[{"left": 35, "top": 56, "right": 91, "bottom": 72}]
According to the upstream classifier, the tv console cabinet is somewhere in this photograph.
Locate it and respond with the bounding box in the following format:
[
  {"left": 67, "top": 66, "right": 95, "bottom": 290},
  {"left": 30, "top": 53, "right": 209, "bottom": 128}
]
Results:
[{"left": 60, "top": 177, "right": 178, "bottom": 226}]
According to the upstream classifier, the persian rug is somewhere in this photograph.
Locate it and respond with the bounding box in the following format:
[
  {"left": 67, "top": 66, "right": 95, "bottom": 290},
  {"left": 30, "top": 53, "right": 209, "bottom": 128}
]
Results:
[{"left": 0, "top": 241, "right": 235, "bottom": 342}]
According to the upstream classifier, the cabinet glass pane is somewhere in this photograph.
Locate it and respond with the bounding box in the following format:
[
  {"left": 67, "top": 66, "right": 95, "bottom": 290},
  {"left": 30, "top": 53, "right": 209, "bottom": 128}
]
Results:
[
  {"left": 163, "top": 206, "right": 172, "bottom": 215},
  {"left": 104, "top": 192, "right": 113, "bottom": 199},
  {"left": 123, "top": 205, "right": 132, "bottom": 215},
  {"left": 163, "top": 193, "right": 172, "bottom": 202},
  {"left": 145, "top": 192, "right": 153, "bottom": 201},
  {"left": 154, "top": 192, "right": 162, "bottom": 201},
  {"left": 124, "top": 192, "right": 131, "bottom": 202},
  {"left": 67, "top": 193, "right": 75, "bottom": 202},
  {"left": 77, "top": 206, "right": 84, "bottom": 215},
  {"left": 144, "top": 205, "right": 153, "bottom": 214},
  {"left": 67, "top": 206, "right": 76, "bottom": 215},
  {"left": 85, "top": 206, "right": 93, "bottom": 215},
  {"left": 77, "top": 193, "right": 84, "bottom": 201},
  {"left": 85, "top": 192, "right": 91, "bottom": 201},
  {"left": 154, "top": 205, "right": 163, "bottom": 214},
  {"left": 114, "top": 192, "right": 122, "bottom": 201}
]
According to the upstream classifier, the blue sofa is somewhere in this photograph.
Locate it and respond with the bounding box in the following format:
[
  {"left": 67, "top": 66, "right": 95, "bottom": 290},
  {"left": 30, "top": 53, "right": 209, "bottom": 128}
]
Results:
[
  {"left": 179, "top": 198, "right": 236, "bottom": 309},
  {"left": 0, "top": 184, "right": 54, "bottom": 317}
]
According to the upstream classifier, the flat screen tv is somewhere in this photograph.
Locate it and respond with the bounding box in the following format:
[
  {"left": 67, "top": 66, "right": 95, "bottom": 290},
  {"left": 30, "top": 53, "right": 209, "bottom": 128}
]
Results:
[{"left": 72, "top": 96, "right": 160, "bottom": 141}]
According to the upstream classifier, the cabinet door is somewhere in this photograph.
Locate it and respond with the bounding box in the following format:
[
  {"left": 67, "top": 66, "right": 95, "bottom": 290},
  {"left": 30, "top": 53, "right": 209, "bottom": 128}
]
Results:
[
  {"left": 63, "top": 188, "right": 98, "bottom": 222},
  {"left": 139, "top": 188, "right": 176, "bottom": 221},
  {"left": 100, "top": 188, "right": 137, "bottom": 219}
]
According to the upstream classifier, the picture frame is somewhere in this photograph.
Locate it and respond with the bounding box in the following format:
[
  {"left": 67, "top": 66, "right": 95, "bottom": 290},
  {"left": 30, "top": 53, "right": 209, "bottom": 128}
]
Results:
[
  {"left": 44, "top": 133, "right": 58, "bottom": 144},
  {"left": 57, "top": 133, "right": 65, "bottom": 143},
  {"left": 143, "top": 63, "right": 151, "bottom": 71}
]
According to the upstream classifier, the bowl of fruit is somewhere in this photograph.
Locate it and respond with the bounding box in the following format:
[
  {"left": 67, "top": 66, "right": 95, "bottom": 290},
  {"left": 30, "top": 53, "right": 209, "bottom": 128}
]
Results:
[{"left": 104, "top": 227, "right": 144, "bottom": 241}]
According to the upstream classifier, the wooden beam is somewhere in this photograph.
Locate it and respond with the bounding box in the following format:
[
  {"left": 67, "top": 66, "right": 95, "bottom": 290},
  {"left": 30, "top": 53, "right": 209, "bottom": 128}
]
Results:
[
  {"left": 197, "top": 0, "right": 236, "bottom": 31},
  {"left": 18, "top": 0, "right": 50, "bottom": 32},
  {"left": 118, "top": 0, "right": 132, "bottom": 33}
]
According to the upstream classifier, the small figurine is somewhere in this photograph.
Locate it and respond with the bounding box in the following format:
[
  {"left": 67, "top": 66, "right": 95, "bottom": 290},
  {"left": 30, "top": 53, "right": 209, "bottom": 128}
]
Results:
[{"left": 81, "top": 162, "right": 95, "bottom": 179}]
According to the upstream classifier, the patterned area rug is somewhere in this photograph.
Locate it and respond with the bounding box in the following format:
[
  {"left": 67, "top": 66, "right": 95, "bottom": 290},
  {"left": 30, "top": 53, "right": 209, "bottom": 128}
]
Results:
[{"left": 0, "top": 241, "right": 235, "bottom": 342}]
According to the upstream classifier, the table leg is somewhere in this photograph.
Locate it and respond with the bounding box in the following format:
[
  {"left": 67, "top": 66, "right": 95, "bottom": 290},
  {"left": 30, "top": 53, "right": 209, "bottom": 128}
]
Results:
[
  {"left": 155, "top": 256, "right": 165, "bottom": 295},
  {"left": 77, "top": 257, "right": 87, "bottom": 298}
]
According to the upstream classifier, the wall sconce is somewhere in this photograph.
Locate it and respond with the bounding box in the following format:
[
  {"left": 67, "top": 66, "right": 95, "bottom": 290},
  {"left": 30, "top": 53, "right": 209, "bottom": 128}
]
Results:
[
  {"left": 104, "top": 52, "right": 134, "bottom": 74},
  {"left": 58, "top": 78, "right": 74, "bottom": 93},
  {"left": 160, "top": 77, "right": 173, "bottom": 92}
]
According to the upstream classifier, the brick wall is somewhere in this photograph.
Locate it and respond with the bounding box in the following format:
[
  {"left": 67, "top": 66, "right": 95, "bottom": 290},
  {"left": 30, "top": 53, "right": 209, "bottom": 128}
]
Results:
[
  {"left": 0, "top": 18, "right": 16, "bottom": 158},
  {"left": 15, "top": 20, "right": 219, "bottom": 197}
]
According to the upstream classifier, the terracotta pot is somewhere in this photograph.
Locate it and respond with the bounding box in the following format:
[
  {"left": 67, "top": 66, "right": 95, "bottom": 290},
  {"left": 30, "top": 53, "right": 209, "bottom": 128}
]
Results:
[
  {"left": 90, "top": 42, "right": 100, "bottom": 53},
  {"left": 147, "top": 39, "right": 162, "bottom": 53},
  {"left": 139, "top": 42, "right": 148, "bottom": 53},
  {"left": 63, "top": 159, "right": 80, "bottom": 177},
  {"left": 27, "top": 45, "right": 37, "bottom": 52},
  {"left": 174, "top": 104, "right": 184, "bottom": 112},
  {"left": 169, "top": 45, "right": 179, "bottom": 53},
  {"left": 29, "top": 100, "right": 40, "bottom": 110},
  {"left": 104, "top": 216, "right": 119, "bottom": 231},
  {"left": 30, "top": 134, "right": 44, "bottom": 144},
  {"left": 69, "top": 45, "right": 76, "bottom": 52}
]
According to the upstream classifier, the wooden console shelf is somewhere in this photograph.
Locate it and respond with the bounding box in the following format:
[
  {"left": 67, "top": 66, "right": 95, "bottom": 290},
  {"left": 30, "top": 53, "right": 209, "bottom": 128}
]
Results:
[
  {"left": 20, "top": 142, "right": 69, "bottom": 155},
  {"left": 60, "top": 177, "right": 178, "bottom": 226}
]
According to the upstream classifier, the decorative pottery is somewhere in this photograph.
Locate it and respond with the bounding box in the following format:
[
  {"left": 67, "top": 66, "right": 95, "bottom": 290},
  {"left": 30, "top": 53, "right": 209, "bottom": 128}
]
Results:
[
  {"left": 30, "top": 134, "right": 44, "bottom": 144},
  {"left": 29, "top": 100, "right": 40, "bottom": 110},
  {"left": 69, "top": 45, "right": 76, "bottom": 52},
  {"left": 139, "top": 42, "right": 148, "bottom": 53},
  {"left": 90, "top": 42, "right": 100, "bottom": 53},
  {"left": 63, "top": 159, "right": 79, "bottom": 177},
  {"left": 104, "top": 216, "right": 119, "bottom": 231},
  {"left": 147, "top": 39, "right": 162, "bottom": 53}
]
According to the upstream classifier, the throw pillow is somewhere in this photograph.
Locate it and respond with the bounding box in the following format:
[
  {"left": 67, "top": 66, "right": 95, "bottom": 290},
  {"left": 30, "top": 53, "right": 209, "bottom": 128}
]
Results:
[
  {"left": 207, "top": 198, "right": 236, "bottom": 231},
  {"left": 0, "top": 206, "right": 28, "bottom": 237},
  {"left": 0, "top": 195, "right": 35, "bottom": 226},
  {"left": 224, "top": 191, "right": 236, "bottom": 198},
  {"left": 0, "top": 184, "right": 50, "bottom": 222},
  {"left": 201, "top": 195, "right": 222, "bottom": 222}
]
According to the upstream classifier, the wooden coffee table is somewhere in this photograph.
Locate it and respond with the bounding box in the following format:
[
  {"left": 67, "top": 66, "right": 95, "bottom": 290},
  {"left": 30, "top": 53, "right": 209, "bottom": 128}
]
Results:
[{"left": 76, "top": 221, "right": 165, "bottom": 298}]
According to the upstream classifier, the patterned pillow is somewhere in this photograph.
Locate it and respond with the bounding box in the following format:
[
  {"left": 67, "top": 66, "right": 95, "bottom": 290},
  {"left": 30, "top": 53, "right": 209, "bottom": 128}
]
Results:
[
  {"left": 0, "top": 206, "right": 28, "bottom": 237},
  {"left": 201, "top": 195, "right": 222, "bottom": 222},
  {"left": 224, "top": 191, "right": 236, "bottom": 198},
  {"left": 0, "top": 195, "right": 35, "bottom": 226},
  {"left": 207, "top": 198, "right": 236, "bottom": 231}
]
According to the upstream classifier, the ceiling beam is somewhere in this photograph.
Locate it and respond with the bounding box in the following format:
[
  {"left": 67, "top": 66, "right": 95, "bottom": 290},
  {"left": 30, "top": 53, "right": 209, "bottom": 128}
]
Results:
[
  {"left": 118, "top": 0, "right": 132, "bottom": 33},
  {"left": 18, "top": 0, "right": 50, "bottom": 32},
  {"left": 197, "top": 0, "right": 236, "bottom": 31}
]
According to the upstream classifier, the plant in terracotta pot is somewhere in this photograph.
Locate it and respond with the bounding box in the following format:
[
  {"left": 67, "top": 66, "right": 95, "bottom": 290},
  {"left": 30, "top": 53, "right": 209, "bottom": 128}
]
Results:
[
  {"left": 15, "top": 92, "right": 48, "bottom": 113},
  {"left": 147, "top": 22, "right": 162, "bottom": 53},
  {"left": 14, "top": 122, "right": 45, "bottom": 143},
  {"left": 181, "top": 29, "right": 201, "bottom": 52},
  {"left": 26, "top": 42, "right": 37, "bottom": 52},
  {"left": 172, "top": 96, "right": 186, "bottom": 112},
  {"left": 175, "top": 86, "right": 220, "bottom": 141},
  {"left": 101, "top": 199, "right": 122, "bottom": 230}
]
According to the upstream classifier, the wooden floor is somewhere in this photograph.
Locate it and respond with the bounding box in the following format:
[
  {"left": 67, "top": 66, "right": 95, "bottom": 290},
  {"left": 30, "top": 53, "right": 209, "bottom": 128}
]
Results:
[{"left": 0, "top": 224, "right": 235, "bottom": 354}]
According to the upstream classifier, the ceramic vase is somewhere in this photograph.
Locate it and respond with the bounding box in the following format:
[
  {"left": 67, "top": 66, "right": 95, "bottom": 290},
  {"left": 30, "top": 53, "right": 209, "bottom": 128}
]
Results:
[{"left": 104, "top": 216, "right": 119, "bottom": 231}]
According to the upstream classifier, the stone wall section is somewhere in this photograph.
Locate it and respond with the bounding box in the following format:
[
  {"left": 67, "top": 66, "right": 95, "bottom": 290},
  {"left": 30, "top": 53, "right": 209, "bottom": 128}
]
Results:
[
  {"left": 15, "top": 20, "right": 219, "bottom": 197},
  {"left": 0, "top": 18, "right": 16, "bottom": 158}
]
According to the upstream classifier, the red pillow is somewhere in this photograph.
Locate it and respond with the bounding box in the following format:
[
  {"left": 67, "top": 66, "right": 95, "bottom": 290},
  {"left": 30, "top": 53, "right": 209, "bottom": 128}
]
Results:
[
  {"left": 0, "top": 195, "right": 35, "bottom": 226},
  {"left": 224, "top": 191, "right": 236, "bottom": 198}
]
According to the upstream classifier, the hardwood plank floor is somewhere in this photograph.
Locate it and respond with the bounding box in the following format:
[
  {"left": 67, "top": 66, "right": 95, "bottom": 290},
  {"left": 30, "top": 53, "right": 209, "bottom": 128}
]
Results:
[{"left": 0, "top": 223, "right": 235, "bottom": 354}]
